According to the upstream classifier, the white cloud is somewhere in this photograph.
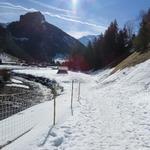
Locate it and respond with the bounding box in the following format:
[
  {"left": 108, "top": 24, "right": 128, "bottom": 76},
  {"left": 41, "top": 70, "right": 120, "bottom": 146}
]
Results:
[
  {"left": 29, "top": 0, "right": 73, "bottom": 14},
  {"left": 0, "top": 2, "right": 106, "bottom": 31},
  {"left": 43, "top": 12, "right": 106, "bottom": 30},
  {"left": 60, "top": 14, "right": 80, "bottom": 20},
  {"left": 0, "top": 2, "right": 37, "bottom": 12}
]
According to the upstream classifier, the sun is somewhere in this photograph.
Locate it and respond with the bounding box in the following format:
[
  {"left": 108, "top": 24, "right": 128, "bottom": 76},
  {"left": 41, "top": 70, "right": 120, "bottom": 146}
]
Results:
[
  {"left": 72, "top": 0, "right": 78, "bottom": 13},
  {"left": 72, "top": 0, "right": 78, "bottom": 6}
]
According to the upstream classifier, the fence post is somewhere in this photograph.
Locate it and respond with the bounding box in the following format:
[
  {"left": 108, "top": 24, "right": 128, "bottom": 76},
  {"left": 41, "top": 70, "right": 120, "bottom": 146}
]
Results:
[
  {"left": 53, "top": 95, "right": 56, "bottom": 126},
  {"left": 52, "top": 84, "right": 57, "bottom": 126},
  {"left": 78, "top": 81, "right": 81, "bottom": 102},
  {"left": 71, "top": 80, "right": 74, "bottom": 116}
]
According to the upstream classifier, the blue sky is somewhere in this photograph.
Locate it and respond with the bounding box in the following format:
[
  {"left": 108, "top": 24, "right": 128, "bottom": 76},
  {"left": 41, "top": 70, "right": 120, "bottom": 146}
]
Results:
[{"left": 0, "top": 0, "right": 150, "bottom": 38}]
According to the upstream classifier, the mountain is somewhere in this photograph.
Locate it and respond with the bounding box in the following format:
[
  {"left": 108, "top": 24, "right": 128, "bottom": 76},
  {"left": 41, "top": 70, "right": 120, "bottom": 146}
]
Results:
[
  {"left": 79, "top": 35, "right": 99, "bottom": 46},
  {"left": 0, "top": 25, "right": 30, "bottom": 61},
  {"left": 0, "top": 12, "right": 86, "bottom": 63}
]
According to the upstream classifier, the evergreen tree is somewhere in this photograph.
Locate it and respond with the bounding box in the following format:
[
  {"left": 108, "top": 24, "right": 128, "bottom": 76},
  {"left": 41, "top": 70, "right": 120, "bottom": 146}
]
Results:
[
  {"left": 134, "top": 9, "right": 150, "bottom": 50},
  {"left": 84, "top": 20, "right": 132, "bottom": 69}
]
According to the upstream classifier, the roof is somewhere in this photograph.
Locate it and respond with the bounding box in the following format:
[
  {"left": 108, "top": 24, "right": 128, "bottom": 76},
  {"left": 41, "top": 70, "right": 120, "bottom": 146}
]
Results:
[
  {"left": 57, "top": 67, "right": 68, "bottom": 74},
  {"left": 58, "top": 66, "right": 68, "bottom": 71}
]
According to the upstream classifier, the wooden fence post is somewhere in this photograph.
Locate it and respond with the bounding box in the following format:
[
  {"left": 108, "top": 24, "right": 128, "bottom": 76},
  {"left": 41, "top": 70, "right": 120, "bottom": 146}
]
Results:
[{"left": 71, "top": 80, "right": 74, "bottom": 116}]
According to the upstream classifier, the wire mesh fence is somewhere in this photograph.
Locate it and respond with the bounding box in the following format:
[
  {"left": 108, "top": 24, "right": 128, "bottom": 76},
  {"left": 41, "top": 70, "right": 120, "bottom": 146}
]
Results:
[
  {"left": 0, "top": 92, "right": 35, "bottom": 148},
  {"left": 0, "top": 79, "right": 82, "bottom": 148}
]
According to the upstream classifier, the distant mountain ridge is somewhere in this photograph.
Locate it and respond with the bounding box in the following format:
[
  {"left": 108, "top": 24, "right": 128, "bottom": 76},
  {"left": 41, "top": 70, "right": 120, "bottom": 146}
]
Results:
[
  {"left": 79, "top": 35, "right": 99, "bottom": 46},
  {"left": 0, "top": 12, "right": 86, "bottom": 63}
]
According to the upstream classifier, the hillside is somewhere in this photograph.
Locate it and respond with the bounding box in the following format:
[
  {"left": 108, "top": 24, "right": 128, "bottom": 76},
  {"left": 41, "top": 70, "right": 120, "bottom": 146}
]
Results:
[
  {"left": 0, "top": 12, "right": 86, "bottom": 63},
  {"left": 112, "top": 50, "right": 150, "bottom": 74}
]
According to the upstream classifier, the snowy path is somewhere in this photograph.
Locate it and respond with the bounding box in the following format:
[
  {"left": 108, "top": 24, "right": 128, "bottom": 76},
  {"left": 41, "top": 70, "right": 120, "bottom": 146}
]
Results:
[
  {"left": 37, "top": 64, "right": 150, "bottom": 150},
  {"left": 3, "top": 60, "right": 150, "bottom": 150},
  {"left": 38, "top": 80, "right": 150, "bottom": 150}
]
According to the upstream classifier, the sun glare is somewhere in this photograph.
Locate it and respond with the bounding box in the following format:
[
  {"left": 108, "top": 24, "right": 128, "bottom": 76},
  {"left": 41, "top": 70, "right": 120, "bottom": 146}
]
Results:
[
  {"left": 72, "top": 0, "right": 78, "bottom": 6},
  {"left": 72, "top": 0, "right": 78, "bottom": 14}
]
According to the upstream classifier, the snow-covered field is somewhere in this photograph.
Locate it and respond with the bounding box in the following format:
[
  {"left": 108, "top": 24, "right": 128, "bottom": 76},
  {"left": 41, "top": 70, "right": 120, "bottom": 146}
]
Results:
[{"left": 2, "top": 59, "right": 150, "bottom": 150}]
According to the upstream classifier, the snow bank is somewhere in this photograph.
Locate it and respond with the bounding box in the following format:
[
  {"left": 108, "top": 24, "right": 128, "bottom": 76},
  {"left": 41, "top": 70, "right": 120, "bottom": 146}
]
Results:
[
  {"left": 2, "top": 59, "right": 150, "bottom": 150},
  {"left": 11, "top": 79, "right": 23, "bottom": 84},
  {"left": 6, "top": 84, "right": 29, "bottom": 89}
]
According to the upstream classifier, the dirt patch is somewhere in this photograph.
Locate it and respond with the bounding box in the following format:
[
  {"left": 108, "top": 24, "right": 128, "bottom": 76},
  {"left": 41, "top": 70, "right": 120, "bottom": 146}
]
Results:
[{"left": 111, "top": 51, "right": 150, "bottom": 74}]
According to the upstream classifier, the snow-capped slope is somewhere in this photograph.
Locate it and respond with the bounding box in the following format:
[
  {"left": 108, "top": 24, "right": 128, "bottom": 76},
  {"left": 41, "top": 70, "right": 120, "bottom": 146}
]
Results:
[
  {"left": 79, "top": 35, "right": 99, "bottom": 46},
  {"left": 54, "top": 54, "right": 68, "bottom": 63},
  {"left": 3, "top": 59, "right": 150, "bottom": 150},
  {"left": 0, "top": 52, "right": 19, "bottom": 64}
]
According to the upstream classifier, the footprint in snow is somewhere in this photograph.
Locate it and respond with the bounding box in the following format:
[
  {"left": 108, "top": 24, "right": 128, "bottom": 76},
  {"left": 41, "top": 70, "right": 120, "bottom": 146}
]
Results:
[
  {"left": 53, "top": 137, "right": 64, "bottom": 147},
  {"left": 64, "top": 129, "right": 72, "bottom": 135},
  {"left": 50, "top": 131, "right": 57, "bottom": 137},
  {"left": 61, "top": 126, "right": 70, "bottom": 129}
]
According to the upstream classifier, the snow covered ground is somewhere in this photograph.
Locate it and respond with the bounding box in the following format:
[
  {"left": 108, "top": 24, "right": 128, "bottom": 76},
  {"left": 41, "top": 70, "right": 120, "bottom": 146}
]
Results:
[
  {"left": 2, "top": 59, "right": 150, "bottom": 150},
  {"left": 0, "top": 52, "right": 19, "bottom": 64},
  {"left": 6, "top": 84, "right": 29, "bottom": 89},
  {"left": 6, "top": 78, "right": 29, "bottom": 89}
]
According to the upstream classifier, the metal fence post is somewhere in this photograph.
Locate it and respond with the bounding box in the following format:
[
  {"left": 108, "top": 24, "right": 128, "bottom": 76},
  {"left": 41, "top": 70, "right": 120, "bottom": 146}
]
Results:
[
  {"left": 71, "top": 80, "right": 74, "bottom": 116},
  {"left": 78, "top": 81, "right": 81, "bottom": 102},
  {"left": 52, "top": 84, "right": 57, "bottom": 126},
  {"left": 53, "top": 96, "right": 56, "bottom": 125}
]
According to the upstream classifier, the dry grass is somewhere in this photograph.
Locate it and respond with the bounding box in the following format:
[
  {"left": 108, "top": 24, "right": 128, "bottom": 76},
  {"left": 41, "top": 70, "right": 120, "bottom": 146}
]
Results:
[{"left": 111, "top": 50, "right": 150, "bottom": 74}]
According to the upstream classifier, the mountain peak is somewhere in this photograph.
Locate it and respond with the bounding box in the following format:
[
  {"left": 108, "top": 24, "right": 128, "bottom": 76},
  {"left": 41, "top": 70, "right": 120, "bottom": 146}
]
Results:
[
  {"left": 79, "top": 35, "right": 99, "bottom": 46},
  {"left": 20, "top": 11, "right": 46, "bottom": 25}
]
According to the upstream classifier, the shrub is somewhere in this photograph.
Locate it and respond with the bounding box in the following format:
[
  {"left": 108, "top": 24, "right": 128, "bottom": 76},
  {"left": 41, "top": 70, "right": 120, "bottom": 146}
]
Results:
[{"left": 0, "top": 69, "right": 11, "bottom": 87}]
